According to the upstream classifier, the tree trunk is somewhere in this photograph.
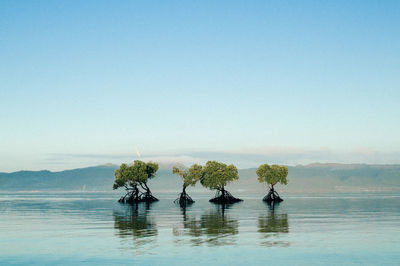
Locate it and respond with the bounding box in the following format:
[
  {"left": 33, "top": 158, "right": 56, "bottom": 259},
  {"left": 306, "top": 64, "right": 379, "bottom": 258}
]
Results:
[
  {"left": 144, "top": 182, "right": 150, "bottom": 195},
  {"left": 263, "top": 184, "right": 283, "bottom": 203},
  {"left": 118, "top": 184, "right": 141, "bottom": 204},
  {"left": 174, "top": 184, "right": 194, "bottom": 206},
  {"left": 140, "top": 182, "right": 159, "bottom": 202}
]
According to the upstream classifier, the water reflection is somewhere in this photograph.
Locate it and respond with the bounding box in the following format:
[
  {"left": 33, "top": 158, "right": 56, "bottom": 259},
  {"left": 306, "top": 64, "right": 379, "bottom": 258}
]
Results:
[
  {"left": 258, "top": 209, "right": 290, "bottom": 247},
  {"left": 177, "top": 206, "right": 202, "bottom": 238},
  {"left": 266, "top": 200, "right": 280, "bottom": 211},
  {"left": 2, "top": 193, "right": 400, "bottom": 264},
  {"left": 174, "top": 205, "right": 239, "bottom": 246},
  {"left": 113, "top": 203, "right": 157, "bottom": 252}
]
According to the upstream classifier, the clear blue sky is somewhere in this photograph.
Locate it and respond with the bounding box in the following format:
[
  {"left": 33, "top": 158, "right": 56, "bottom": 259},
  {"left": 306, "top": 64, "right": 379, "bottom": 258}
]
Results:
[{"left": 1, "top": 0, "right": 399, "bottom": 171}]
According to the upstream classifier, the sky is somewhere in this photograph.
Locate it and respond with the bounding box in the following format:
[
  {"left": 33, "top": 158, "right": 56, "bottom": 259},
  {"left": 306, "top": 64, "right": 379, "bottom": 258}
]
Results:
[{"left": 1, "top": 0, "right": 399, "bottom": 172}]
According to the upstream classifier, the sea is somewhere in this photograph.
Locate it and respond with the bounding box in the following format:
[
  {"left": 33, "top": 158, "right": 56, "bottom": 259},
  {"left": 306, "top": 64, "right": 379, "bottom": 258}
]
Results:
[{"left": 0, "top": 191, "right": 399, "bottom": 265}]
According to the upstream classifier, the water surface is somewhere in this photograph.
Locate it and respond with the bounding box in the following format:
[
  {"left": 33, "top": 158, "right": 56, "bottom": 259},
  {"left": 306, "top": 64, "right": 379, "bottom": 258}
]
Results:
[{"left": 1, "top": 192, "right": 399, "bottom": 265}]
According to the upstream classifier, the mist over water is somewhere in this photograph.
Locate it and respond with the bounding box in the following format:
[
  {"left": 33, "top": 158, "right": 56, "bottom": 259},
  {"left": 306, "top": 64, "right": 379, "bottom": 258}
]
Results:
[{"left": 1, "top": 192, "right": 400, "bottom": 265}]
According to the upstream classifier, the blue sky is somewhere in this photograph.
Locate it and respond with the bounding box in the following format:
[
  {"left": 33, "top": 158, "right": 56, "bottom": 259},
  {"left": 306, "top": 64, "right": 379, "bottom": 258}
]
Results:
[{"left": 1, "top": 1, "right": 399, "bottom": 171}]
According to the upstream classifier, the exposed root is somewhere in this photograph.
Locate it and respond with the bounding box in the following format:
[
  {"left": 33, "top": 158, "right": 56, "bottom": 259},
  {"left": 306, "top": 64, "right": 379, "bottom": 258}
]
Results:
[
  {"left": 120, "top": 194, "right": 141, "bottom": 204},
  {"left": 209, "top": 189, "right": 242, "bottom": 204},
  {"left": 118, "top": 186, "right": 141, "bottom": 204},
  {"left": 140, "top": 192, "right": 159, "bottom": 203},
  {"left": 118, "top": 182, "right": 158, "bottom": 204},
  {"left": 139, "top": 183, "right": 159, "bottom": 203},
  {"left": 263, "top": 189, "right": 283, "bottom": 203},
  {"left": 174, "top": 191, "right": 194, "bottom": 206}
]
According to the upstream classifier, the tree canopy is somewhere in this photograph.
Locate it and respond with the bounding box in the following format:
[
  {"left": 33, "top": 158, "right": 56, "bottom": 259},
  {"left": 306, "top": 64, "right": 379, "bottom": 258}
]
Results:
[
  {"left": 113, "top": 163, "right": 131, "bottom": 189},
  {"left": 172, "top": 164, "right": 202, "bottom": 188},
  {"left": 113, "top": 160, "right": 159, "bottom": 190},
  {"left": 200, "top": 161, "right": 239, "bottom": 191},
  {"left": 256, "top": 164, "right": 288, "bottom": 187}
]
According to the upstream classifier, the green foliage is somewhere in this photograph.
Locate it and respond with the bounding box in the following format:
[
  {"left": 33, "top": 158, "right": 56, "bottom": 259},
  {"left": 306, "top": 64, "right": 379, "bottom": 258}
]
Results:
[
  {"left": 172, "top": 166, "right": 187, "bottom": 184},
  {"left": 145, "top": 161, "right": 159, "bottom": 179},
  {"left": 188, "top": 164, "right": 203, "bottom": 184},
  {"left": 129, "top": 160, "right": 148, "bottom": 183},
  {"left": 200, "top": 161, "right": 239, "bottom": 190},
  {"left": 256, "top": 164, "right": 288, "bottom": 187},
  {"left": 172, "top": 165, "right": 201, "bottom": 188},
  {"left": 113, "top": 163, "right": 130, "bottom": 189},
  {"left": 113, "top": 160, "right": 159, "bottom": 190}
]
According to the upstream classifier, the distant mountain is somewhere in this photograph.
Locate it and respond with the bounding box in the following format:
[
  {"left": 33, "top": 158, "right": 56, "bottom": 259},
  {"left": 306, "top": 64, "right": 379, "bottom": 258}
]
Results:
[
  {"left": 0, "top": 163, "right": 399, "bottom": 192},
  {"left": 233, "top": 164, "right": 400, "bottom": 193},
  {"left": 0, "top": 165, "right": 118, "bottom": 191}
]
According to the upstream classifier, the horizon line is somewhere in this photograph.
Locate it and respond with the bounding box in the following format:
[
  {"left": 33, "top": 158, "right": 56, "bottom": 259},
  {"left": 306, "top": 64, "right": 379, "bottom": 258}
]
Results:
[{"left": 2, "top": 161, "right": 400, "bottom": 174}]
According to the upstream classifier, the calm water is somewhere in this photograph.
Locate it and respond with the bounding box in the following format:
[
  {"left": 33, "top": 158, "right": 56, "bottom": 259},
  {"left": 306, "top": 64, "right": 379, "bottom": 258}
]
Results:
[{"left": 0, "top": 192, "right": 399, "bottom": 265}]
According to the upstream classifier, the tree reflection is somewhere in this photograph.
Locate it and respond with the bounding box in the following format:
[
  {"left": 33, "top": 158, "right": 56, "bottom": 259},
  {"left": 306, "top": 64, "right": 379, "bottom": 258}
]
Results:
[
  {"left": 174, "top": 204, "right": 239, "bottom": 246},
  {"left": 201, "top": 205, "right": 239, "bottom": 238},
  {"left": 258, "top": 210, "right": 289, "bottom": 247},
  {"left": 113, "top": 202, "right": 157, "bottom": 252},
  {"left": 179, "top": 206, "right": 202, "bottom": 238}
]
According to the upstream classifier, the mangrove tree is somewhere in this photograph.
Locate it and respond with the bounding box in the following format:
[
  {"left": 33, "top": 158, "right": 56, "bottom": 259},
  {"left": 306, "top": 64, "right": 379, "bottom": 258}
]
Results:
[
  {"left": 172, "top": 164, "right": 202, "bottom": 206},
  {"left": 256, "top": 164, "right": 288, "bottom": 203},
  {"left": 200, "top": 161, "right": 242, "bottom": 204},
  {"left": 113, "top": 160, "right": 159, "bottom": 203}
]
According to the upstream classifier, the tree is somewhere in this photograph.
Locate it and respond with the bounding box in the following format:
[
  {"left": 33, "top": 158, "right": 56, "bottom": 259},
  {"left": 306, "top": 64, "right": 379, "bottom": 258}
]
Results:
[
  {"left": 113, "top": 163, "right": 140, "bottom": 203},
  {"left": 200, "top": 161, "right": 242, "bottom": 204},
  {"left": 140, "top": 161, "right": 159, "bottom": 202},
  {"left": 113, "top": 160, "right": 159, "bottom": 203},
  {"left": 172, "top": 164, "right": 202, "bottom": 206},
  {"left": 256, "top": 164, "right": 288, "bottom": 203}
]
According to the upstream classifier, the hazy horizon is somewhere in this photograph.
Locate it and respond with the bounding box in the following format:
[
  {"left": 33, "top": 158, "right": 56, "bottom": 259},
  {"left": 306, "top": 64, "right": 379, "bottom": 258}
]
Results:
[{"left": 2, "top": 158, "right": 400, "bottom": 174}]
